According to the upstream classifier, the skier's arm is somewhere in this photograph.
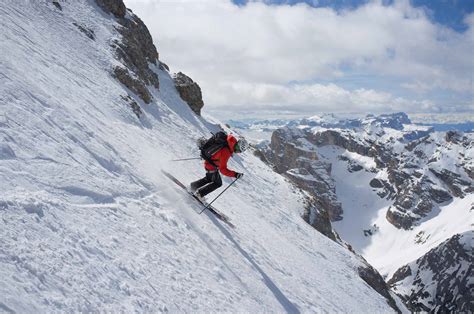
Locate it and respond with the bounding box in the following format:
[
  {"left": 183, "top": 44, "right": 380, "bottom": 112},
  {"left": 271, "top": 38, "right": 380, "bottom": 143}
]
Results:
[{"left": 219, "top": 153, "right": 237, "bottom": 177}]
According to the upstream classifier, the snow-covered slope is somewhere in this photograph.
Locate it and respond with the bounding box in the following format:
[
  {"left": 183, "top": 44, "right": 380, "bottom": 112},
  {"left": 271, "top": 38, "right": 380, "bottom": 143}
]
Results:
[{"left": 0, "top": 1, "right": 400, "bottom": 312}]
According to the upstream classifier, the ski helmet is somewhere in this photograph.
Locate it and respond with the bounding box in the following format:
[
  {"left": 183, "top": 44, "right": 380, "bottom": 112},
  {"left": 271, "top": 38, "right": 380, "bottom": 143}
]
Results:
[
  {"left": 196, "top": 136, "right": 207, "bottom": 149},
  {"left": 236, "top": 137, "right": 249, "bottom": 152}
]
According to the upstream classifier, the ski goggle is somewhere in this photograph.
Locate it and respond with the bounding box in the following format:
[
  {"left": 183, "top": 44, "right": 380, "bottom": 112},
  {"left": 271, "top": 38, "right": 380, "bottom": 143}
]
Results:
[{"left": 234, "top": 143, "right": 241, "bottom": 152}]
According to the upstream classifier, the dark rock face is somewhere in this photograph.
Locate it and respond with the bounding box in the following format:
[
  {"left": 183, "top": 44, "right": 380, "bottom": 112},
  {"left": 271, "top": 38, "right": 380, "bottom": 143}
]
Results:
[
  {"left": 159, "top": 61, "right": 170, "bottom": 72},
  {"left": 388, "top": 265, "right": 411, "bottom": 284},
  {"left": 386, "top": 175, "right": 453, "bottom": 230},
  {"left": 173, "top": 72, "right": 204, "bottom": 115},
  {"left": 96, "top": 0, "right": 160, "bottom": 104},
  {"left": 430, "top": 168, "right": 472, "bottom": 198},
  {"left": 445, "top": 130, "right": 462, "bottom": 143},
  {"left": 73, "top": 22, "right": 95, "bottom": 40},
  {"left": 358, "top": 264, "right": 400, "bottom": 312},
  {"left": 96, "top": 0, "right": 126, "bottom": 18},
  {"left": 255, "top": 128, "right": 338, "bottom": 240},
  {"left": 121, "top": 95, "right": 142, "bottom": 118},
  {"left": 389, "top": 232, "right": 473, "bottom": 313},
  {"left": 385, "top": 207, "right": 414, "bottom": 230},
  {"left": 113, "top": 67, "right": 152, "bottom": 104},
  {"left": 301, "top": 197, "right": 337, "bottom": 241},
  {"left": 266, "top": 128, "right": 343, "bottom": 221},
  {"left": 370, "top": 178, "right": 384, "bottom": 188},
  {"left": 115, "top": 14, "right": 160, "bottom": 89},
  {"left": 52, "top": 1, "right": 62, "bottom": 11}
]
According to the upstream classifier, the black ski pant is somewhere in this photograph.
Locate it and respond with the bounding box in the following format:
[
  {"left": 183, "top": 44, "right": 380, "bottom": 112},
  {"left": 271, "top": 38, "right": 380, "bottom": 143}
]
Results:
[{"left": 191, "top": 171, "right": 222, "bottom": 197}]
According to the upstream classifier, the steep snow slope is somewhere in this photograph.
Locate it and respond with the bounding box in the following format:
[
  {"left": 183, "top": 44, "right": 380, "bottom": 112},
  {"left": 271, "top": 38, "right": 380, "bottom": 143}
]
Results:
[{"left": 0, "top": 1, "right": 399, "bottom": 312}]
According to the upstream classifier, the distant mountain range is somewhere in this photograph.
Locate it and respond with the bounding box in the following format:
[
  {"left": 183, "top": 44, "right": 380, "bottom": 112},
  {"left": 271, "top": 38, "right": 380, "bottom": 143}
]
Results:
[{"left": 227, "top": 112, "right": 473, "bottom": 137}]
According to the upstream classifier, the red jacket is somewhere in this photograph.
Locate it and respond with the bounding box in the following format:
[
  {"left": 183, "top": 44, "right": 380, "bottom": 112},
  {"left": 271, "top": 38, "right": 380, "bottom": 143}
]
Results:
[{"left": 204, "top": 134, "right": 237, "bottom": 177}]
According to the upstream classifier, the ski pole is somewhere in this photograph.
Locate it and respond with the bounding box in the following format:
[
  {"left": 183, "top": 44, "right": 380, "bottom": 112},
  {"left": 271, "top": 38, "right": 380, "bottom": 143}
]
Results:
[
  {"left": 199, "top": 177, "right": 240, "bottom": 214},
  {"left": 171, "top": 157, "right": 201, "bottom": 162}
]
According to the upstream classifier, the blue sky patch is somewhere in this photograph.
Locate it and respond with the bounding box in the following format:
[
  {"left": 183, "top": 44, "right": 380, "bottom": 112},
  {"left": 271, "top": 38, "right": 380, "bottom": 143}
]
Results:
[{"left": 233, "top": 0, "right": 474, "bottom": 32}]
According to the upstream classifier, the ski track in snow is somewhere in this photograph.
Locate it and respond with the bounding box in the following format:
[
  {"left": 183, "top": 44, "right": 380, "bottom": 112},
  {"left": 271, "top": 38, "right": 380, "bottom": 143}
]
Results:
[{"left": 0, "top": 1, "right": 398, "bottom": 312}]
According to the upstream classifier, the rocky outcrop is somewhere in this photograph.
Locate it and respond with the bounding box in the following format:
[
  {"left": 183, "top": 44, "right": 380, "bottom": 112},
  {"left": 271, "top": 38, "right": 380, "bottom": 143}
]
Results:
[
  {"left": 267, "top": 128, "right": 318, "bottom": 172},
  {"left": 388, "top": 231, "right": 473, "bottom": 312},
  {"left": 266, "top": 128, "right": 342, "bottom": 221},
  {"left": 120, "top": 95, "right": 142, "bottom": 118},
  {"left": 113, "top": 67, "right": 152, "bottom": 104},
  {"left": 307, "top": 130, "right": 391, "bottom": 168},
  {"left": 369, "top": 178, "right": 384, "bottom": 188},
  {"left": 430, "top": 168, "right": 472, "bottom": 198},
  {"left": 386, "top": 175, "right": 453, "bottom": 229},
  {"left": 72, "top": 22, "right": 95, "bottom": 40},
  {"left": 52, "top": 1, "right": 62, "bottom": 11},
  {"left": 383, "top": 131, "right": 472, "bottom": 229},
  {"left": 255, "top": 128, "right": 338, "bottom": 241},
  {"left": 114, "top": 14, "right": 160, "bottom": 89},
  {"left": 301, "top": 196, "right": 336, "bottom": 241},
  {"left": 173, "top": 72, "right": 204, "bottom": 115},
  {"left": 358, "top": 264, "right": 400, "bottom": 312},
  {"left": 96, "top": 0, "right": 160, "bottom": 104},
  {"left": 96, "top": 0, "right": 126, "bottom": 18}
]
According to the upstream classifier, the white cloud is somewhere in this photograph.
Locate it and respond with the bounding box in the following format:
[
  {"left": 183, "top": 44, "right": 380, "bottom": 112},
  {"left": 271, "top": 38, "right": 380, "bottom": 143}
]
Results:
[
  {"left": 200, "top": 81, "right": 459, "bottom": 114},
  {"left": 124, "top": 0, "right": 473, "bottom": 113}
]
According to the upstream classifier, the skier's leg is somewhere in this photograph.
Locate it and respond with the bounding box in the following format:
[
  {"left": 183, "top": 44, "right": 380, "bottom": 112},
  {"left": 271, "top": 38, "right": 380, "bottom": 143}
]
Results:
[
  {"left": 190, "top": 173, "right": 212, "bottom": 191},
  {"left": 197, "top": 171, "right": 222, "bottom": 197}
]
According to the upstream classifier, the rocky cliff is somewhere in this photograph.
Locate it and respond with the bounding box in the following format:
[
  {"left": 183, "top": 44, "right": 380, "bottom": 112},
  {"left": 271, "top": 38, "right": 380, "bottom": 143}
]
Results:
[
  {"left": 96, "top": 0, "right": 159, "bottom": 104},
  {"left": 173, "top": 72, "right": 205, "bottom": 116},
  {"left": 97, "top": 0, "right": 203, "bottom": 115},
  {"left": 388, "top": 231, "right": 473, "bottom": 312},
  {"left": 266, "top": 127, "right": 343, "bottom": 223}
]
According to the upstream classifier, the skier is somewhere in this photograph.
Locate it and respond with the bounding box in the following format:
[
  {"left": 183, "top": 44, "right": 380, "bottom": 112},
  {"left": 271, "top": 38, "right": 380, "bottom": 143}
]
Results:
[{"left": 190, "top": 133, "right": 248, "bottom": 200}]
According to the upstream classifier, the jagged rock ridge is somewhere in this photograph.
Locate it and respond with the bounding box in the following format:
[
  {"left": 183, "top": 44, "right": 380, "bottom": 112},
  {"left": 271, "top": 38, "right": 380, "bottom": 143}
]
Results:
[
  {"left": 98, "top": 0, "right": 203, "bottom": 114},
  {"left": 388, "top": 231, "right": 473, "bottom": 313},
  {"left": 173, "top": 72, "right": 205, "bottom": 116}
]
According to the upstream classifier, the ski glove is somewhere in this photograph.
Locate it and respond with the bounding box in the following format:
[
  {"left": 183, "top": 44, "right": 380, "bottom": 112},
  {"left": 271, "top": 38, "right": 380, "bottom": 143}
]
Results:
[{"left": 235, "top": 172, "right": 244, "bottom": 179}]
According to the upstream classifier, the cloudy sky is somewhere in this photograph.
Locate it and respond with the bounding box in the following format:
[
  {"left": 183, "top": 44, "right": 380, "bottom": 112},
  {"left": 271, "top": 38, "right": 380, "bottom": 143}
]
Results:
[{"left": 124, "top": 0, "right": 473, "bottom": 116}]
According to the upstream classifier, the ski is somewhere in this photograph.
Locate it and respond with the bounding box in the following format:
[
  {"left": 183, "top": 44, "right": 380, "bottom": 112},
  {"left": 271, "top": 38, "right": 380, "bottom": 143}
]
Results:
[{"left": 161, "top": 170, "right": 235, "bottom": 228}]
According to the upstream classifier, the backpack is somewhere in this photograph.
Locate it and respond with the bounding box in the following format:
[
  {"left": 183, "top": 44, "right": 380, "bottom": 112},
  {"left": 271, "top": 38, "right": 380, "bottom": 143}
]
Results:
[{"left": 199, "top": 131, "right": 229, "bottom": 168}]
